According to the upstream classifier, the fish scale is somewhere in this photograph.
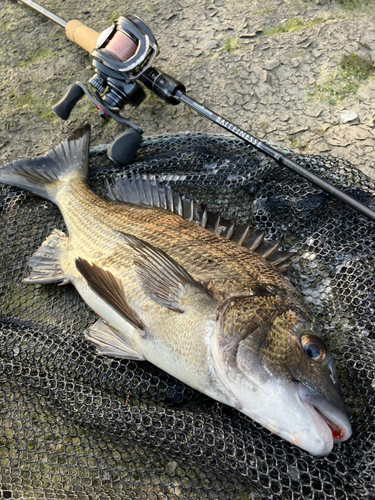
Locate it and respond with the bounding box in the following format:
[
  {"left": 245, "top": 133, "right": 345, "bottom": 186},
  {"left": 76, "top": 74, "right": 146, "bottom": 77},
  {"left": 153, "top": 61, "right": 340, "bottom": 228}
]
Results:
[
  {"left": 0, "top": 125, "right": 352, "bottom": 456},
  {"left": 54, "top": 179, "right": 233, "bottom": 401},
  {"left": 58, "top": 179, "right": 294, "bottom": 299},
  {"left": 56, "top": 180, "right": 286, "bottom": 394}
]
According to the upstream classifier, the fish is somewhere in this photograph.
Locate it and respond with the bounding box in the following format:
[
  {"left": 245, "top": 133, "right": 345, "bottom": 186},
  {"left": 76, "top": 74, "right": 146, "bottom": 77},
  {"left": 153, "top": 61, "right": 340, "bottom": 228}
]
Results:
[{"left": 0, "top": 125, "right": 352, "bottom": 456}]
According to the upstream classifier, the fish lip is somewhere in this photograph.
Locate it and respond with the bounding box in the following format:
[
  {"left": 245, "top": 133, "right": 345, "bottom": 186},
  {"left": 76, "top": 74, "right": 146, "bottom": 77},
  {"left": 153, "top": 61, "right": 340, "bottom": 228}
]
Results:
[{"left": 298, "top": 385, "right": 352, "bottom": 449}]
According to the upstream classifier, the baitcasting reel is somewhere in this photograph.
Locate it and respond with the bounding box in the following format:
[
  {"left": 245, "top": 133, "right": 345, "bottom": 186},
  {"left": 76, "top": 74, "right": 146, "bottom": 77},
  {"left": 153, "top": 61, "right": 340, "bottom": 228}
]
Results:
[{"left": 53, "top": 15, "right": 159, "bottom": 164}]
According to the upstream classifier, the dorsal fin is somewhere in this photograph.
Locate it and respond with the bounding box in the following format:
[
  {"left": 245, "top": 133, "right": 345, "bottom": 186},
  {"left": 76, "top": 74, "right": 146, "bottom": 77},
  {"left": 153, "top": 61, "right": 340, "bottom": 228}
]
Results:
[{"left": 106, "top": 174, "right": 296, "bottom": 271}]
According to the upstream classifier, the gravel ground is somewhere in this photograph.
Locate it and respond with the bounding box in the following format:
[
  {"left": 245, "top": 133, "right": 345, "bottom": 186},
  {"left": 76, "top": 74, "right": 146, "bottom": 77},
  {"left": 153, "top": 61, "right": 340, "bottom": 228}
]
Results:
[{"left": 1, "top": 0, "right": 375, "bottom": 179}]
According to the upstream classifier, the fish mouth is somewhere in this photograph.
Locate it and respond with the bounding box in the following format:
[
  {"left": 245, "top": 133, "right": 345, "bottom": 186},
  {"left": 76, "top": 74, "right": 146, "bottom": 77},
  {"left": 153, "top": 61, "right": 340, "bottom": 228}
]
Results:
[
  {"left": 313, "top": 407, "right": 347, "bottom": 442},
  {"left": 298, "top": 385, "right": 352, "bottom": 455}
]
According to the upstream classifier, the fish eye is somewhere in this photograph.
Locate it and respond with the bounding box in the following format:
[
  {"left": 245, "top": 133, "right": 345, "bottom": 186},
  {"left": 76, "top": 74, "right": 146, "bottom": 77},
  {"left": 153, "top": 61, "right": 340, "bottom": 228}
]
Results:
[{"left": 300, "top": 334, "right": 327, "bottom": 362}]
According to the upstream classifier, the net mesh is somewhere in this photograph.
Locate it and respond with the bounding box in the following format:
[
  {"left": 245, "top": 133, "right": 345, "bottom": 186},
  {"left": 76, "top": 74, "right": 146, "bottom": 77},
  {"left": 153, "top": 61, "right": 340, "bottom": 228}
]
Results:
[{"left": 0, "top": 132, "right": 374, "bottom": 500}]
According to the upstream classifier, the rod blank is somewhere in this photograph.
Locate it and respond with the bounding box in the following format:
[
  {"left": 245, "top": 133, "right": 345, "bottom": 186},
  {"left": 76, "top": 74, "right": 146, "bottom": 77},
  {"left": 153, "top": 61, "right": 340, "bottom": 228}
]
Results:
[
  {"left": 17, "top": 0, "right": 67, "bottom": 27},
  {"left": 176, "top": 91, "right": 375, "bottom": 222}
]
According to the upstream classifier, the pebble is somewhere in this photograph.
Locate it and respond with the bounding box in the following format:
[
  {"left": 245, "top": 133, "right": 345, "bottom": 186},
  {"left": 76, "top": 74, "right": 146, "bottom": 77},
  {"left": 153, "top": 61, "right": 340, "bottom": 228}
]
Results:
[
  {"left": 326, "top": 136, "right": 351, "bottom": 147},
  {"left": 338, "top": 110, "right": 359, "bottom": 124},
  {"left": 262, "top": 59, "right": 280, "bottom": 71},
  {"left": 314, "top": 141, "right": 331, "bottom": 152},
  {"left": 261, "top": 70, "right": 271, "bottom": 83},
  {"left": 166, "top": 461, "right": 178, "bottom": 475}
]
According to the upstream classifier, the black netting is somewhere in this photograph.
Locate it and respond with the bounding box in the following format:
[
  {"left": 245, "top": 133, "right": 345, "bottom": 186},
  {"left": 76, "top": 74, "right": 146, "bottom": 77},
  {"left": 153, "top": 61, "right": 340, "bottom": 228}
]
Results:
[{"left": 1, "top": 132, "right": 374, "bottom": 500}]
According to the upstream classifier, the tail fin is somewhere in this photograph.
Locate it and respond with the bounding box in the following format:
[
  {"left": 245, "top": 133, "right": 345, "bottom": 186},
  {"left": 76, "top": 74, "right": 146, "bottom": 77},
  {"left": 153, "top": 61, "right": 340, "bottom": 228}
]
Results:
[{"left": 0, "top": 125, "right": 90, "bottom": 203}]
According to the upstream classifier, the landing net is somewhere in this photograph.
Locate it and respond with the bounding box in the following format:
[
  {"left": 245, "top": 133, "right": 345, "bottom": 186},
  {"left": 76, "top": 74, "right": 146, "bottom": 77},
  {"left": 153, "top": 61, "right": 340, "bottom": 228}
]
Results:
[{"left": 0, "top": 132, "right": 374, "bottom": 499}]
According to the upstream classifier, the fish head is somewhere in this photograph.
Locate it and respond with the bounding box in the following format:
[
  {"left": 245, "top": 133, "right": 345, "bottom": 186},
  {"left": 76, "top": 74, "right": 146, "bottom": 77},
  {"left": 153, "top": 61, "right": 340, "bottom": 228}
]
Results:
[{"left": 212, "top": 294, "right": 352, "bottom": 455}]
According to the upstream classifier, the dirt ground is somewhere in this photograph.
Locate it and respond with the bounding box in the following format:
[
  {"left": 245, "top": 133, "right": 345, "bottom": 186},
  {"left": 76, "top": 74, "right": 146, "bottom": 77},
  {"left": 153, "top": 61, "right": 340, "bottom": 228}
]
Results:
[{"left": 1, "top": 0, "right": 375, "bottom": 179}]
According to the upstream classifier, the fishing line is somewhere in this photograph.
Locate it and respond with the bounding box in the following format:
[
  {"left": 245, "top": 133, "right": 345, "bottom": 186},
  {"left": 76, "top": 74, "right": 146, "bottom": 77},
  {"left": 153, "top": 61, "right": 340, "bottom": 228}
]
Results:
[{"left": 105, "top": 31, "right": 138, "bottom": 62}]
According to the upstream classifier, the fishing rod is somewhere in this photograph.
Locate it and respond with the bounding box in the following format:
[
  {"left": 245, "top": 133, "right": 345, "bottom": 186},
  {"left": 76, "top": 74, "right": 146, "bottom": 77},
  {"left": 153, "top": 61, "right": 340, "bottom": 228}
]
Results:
[{"left": 15, "top": 0, "right": 375, "bottom": 222}]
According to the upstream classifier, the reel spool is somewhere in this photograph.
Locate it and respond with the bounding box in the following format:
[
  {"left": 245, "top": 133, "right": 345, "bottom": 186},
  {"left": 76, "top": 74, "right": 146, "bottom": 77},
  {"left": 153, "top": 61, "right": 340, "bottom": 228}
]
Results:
[
  {"left": 102, "top": 31, "right": 138, "bottom": 64},
  {"left": 94, "top": 16, "right": 158, "bottom": 79},
  {"left": 53, "top": 15, "right": 159, "bottom": 165}
]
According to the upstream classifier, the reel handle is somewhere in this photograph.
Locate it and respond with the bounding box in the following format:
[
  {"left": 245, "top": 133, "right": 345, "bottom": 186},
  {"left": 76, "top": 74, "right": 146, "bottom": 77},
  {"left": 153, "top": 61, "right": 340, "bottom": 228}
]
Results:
[{"left": 65, "top": 20, "right": 99, "bottom": 53}]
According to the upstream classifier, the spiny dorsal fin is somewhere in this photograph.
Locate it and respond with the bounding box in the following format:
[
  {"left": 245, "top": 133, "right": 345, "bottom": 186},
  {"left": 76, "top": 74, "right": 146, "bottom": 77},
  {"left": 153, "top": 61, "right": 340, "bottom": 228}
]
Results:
[
  {"left": 106, "top": 173, "right": 202, "bottom": 221},
  {"left": 121, "top": 232, "right": 210, "bottom": 313},
  {"left": 106, "top": 174, "right": 296, "bottom": 271},
  {"left": 75, "top": 257, "right": 144, "bottom": 331}
]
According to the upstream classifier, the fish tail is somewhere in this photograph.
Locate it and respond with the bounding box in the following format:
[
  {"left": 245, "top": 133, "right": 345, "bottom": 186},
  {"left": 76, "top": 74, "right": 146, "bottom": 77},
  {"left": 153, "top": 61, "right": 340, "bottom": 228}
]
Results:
[{"left": 0, "top": 125, "right": 90, "bottom": 203}]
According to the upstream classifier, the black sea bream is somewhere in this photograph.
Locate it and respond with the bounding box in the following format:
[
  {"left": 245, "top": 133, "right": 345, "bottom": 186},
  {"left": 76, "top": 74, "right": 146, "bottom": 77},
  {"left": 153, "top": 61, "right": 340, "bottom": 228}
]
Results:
[{"left": 0, "top": 125, "right": 352, "bottom": 455}]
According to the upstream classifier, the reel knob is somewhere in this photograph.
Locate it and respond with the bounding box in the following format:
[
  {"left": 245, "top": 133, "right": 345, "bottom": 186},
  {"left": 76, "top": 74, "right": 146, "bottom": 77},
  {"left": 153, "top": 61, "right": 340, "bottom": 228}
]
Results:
[
  {"left": 107, "top": 128, "right": 142, "bottom": 165},
  {"left": 52, "top": 83, "right": 85, "bottom": 120}
]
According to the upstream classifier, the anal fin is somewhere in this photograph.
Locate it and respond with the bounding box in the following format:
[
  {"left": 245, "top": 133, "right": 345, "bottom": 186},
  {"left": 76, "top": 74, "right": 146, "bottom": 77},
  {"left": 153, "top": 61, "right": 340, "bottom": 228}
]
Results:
[
  {"left": 23, "top": 229, "right": 68, "bottom": 284},
  {"left": 86, "top": 319, "right": 144, "bottom": 360}
]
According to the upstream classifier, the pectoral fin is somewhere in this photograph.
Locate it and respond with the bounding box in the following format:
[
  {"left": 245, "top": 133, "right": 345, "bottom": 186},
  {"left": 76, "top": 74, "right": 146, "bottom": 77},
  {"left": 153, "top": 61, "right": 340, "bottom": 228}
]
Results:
[
  {"left": 121, "top": 233, "right": 211, "bottom": 313},
  {"left": 85, "top": 319, "right": 144, "bottom": 360}
]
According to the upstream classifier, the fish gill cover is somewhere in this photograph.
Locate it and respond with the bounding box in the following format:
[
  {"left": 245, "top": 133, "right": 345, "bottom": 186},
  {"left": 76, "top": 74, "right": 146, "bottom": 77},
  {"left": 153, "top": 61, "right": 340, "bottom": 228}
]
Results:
[{"left": 0, "top": 132, "right": 374, "bottom": 499}]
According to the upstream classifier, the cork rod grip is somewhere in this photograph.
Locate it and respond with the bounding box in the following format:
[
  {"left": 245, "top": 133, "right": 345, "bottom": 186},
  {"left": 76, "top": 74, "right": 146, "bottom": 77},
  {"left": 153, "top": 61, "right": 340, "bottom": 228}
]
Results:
[{"left": 65, "top": 20, "right": 99, "bottom": 53}]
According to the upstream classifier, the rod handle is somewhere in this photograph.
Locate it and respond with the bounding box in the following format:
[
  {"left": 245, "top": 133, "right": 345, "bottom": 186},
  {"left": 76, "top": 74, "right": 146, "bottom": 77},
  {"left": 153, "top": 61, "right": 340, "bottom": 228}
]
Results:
[{"left": 65, "top": 20, "right": 99, "bottom": 53}]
